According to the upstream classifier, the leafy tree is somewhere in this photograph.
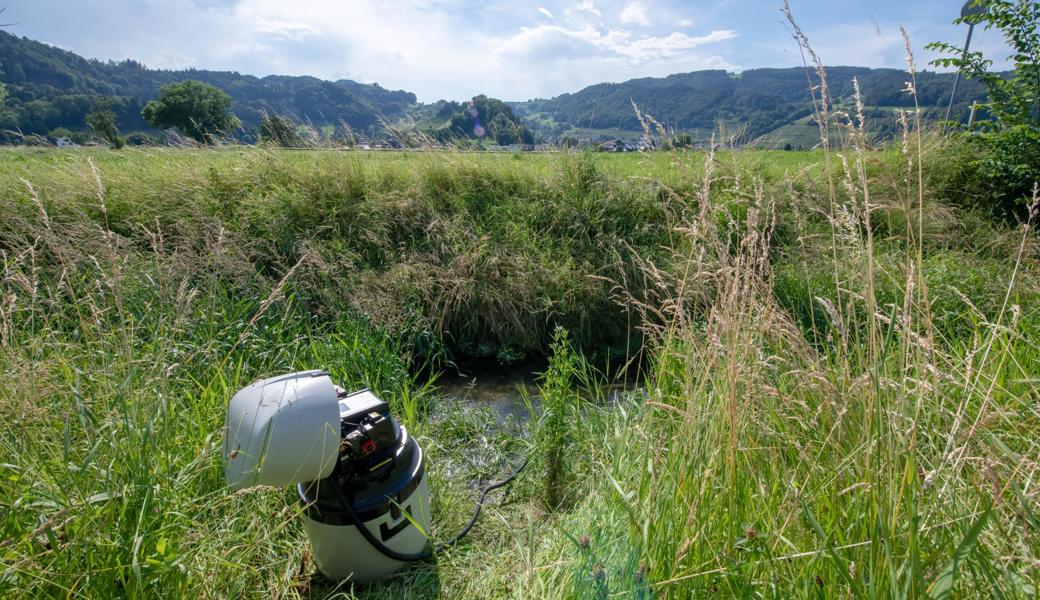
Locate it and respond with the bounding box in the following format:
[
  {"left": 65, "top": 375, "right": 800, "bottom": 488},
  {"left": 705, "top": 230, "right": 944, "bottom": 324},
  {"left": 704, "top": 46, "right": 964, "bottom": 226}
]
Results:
[
  {"left": 928, "top": 0, "right": 1040, "bottom": 212},
  {"left": 929, "top": 0, "right": 1039, "bottom": 128},
  {"left": 141, "top": 80, "right": 240, "bottom": 143},
  {"left": 85, "top": 97, "right": 123, "bottom": 148},
  {"left": 442, "top": 95, "right": 534, "bottom": 145},
  {"left": 258, "top": 113, "right": 301, "bottom": 147}
]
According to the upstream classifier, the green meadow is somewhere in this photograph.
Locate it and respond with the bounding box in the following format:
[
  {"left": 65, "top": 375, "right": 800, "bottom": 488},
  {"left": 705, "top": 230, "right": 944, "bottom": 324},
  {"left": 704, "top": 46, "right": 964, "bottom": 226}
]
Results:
[{"left": 1, "top": 141, "right": 1037, "bottom": 598}]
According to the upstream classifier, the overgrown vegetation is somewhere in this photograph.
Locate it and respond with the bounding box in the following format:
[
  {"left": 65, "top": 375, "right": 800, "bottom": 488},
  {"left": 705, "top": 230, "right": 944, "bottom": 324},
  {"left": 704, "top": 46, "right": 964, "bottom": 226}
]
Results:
[
  {"left": 928, "top": 0, "right": 1040, "bottom": 215},
  {"left": 2, "top": 130, "right": 1037, "bottom": 597},
  {"left": 1, "top": 27, "right": 1039, "bottom": 595}
]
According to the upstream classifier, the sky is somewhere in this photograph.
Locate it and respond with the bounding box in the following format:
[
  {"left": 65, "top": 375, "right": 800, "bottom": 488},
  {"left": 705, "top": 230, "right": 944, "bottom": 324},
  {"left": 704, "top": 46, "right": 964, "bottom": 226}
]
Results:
[{"left": 0, "top": 0, "right": 1015, "bottom": 102}]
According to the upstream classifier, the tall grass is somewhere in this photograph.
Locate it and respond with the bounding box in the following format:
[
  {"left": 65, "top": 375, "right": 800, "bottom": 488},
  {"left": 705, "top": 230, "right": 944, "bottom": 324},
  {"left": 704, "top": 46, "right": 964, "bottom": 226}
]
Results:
[
  {"left": 530, "top": 11, "right": 1040, "bottom": 598},
  {"left": 0, "top": 63, "right": 1037, "bottom": 597},
  {"left": 595, "top": 147, "right": 1039, "bottom": 596}
]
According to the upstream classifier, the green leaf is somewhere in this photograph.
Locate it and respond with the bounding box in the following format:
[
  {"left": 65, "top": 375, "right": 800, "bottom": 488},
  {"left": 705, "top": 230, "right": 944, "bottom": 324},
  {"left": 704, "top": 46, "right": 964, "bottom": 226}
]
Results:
[
  {"left": 927, "top": 506, "right": 992, "bottom": 599},
  {"left": 799, "top": 498, "right": 858, "bottom": 593}
]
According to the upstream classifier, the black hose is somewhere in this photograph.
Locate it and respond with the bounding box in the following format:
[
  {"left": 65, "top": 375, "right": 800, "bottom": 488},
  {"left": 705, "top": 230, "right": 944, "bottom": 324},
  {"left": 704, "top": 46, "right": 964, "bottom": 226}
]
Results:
[{"left": 331, "top": 457, "right": 529, "bottom": 562}]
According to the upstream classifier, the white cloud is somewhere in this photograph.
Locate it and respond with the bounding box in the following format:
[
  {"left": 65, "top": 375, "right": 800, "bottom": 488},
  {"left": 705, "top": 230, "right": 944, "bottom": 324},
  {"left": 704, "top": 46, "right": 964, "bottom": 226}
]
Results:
[
  {"left": 229, "top": 0, "right": 500, "bottom": 97},
  {"left": 1, "top": 0, "right": 746, "bottom": 101},
  {"left": 148, "top": 52, "right": 199, "bottom": 70},
  {"left": 620, "top": 2, "right": 650, "bottom": 27},
  {"left": 538, "top": 7, "right": 554, "bottom": 19},
  {"left": 678, "top": 18, "right": 694, "bottom": 27},
  {"left": 621, "top": 30, "right": 737, "bottom": 59},
  {"left": 231, "top": 0, "right": 737, "bottom": 99},
  {"left": 497, "top": 25, "right": 735, "bottom": 62},
  {"left": 249, "top": 18, "right": 320, "bottom": 40},
  {"left": 800, "top": 23, "right": 914, "bottom": 69},
  {"left": 497, "top": 26, "right": 599, "bottom": 61},
  {"left": 493, "top": 24, "right": 737, "bottom": 97},
  {"left": 575, "top": 0, "right": 602, "bottom": 18}
]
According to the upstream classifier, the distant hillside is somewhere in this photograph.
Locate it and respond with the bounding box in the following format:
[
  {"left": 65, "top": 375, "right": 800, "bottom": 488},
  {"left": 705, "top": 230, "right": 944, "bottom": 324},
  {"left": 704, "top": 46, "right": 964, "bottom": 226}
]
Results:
[
  {"left": 0, "top": 30, "right": 994, "bottom": 147},
  {"left": 0, "top": 31, "right": 416, "bottom": 140},
  {"left": 512, "top": 67, "right": 990, "bottom": 146}
]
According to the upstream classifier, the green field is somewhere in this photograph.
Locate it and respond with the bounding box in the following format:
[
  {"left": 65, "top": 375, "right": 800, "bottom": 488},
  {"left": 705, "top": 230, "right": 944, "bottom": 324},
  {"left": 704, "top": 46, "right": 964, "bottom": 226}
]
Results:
[{"left": 1, "top": 143, "right": 1038, "bottom": 598}]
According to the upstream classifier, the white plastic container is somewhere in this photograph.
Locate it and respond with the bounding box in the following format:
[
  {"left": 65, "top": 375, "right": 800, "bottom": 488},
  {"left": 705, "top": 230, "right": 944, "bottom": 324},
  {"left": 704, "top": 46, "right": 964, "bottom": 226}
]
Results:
[{"left": 296, "top": 423, "right": 431, "bottom": 582}]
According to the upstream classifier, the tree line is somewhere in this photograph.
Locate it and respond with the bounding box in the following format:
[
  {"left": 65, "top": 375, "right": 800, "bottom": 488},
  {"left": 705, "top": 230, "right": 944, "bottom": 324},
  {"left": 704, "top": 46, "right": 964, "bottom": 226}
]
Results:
[{"left": 0, "top": 30, "right": 414, "bottom": 143}]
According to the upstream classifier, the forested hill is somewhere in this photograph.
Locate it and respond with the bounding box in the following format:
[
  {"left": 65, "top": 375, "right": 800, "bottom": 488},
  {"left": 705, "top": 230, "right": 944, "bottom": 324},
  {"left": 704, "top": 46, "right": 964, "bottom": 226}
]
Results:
[
  {"left": 0, "top": 31, "right": 416, "bottom": 140},
  {"left": 1, "top": 30, "right": 991, "bottom": 146},
  {"left": 512, "top": 67, "right": 989, "bottom": 144}
]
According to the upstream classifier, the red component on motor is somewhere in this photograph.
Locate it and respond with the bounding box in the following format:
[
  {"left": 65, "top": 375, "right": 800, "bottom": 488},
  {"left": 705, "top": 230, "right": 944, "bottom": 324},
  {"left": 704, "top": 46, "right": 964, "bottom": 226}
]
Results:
[{"left": 361, "top": 439, "right": 376, "bottom": 455}]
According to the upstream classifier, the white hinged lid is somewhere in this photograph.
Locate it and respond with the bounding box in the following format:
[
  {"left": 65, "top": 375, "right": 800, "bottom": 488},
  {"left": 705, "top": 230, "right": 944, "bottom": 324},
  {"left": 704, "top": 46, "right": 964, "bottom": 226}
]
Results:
[{"left": 224, "top": 370, "right": 341, "bottom": 490}]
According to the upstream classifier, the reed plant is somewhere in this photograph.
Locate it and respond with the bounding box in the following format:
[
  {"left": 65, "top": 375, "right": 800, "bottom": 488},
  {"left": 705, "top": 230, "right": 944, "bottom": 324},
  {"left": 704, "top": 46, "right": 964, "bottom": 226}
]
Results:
[{"left": 522, "top": 9, "right": 1040, "bottom": 598}]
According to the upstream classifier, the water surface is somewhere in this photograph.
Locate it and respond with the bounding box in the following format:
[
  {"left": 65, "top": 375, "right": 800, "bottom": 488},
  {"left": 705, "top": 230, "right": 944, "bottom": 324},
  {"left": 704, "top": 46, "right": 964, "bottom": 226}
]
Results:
[
  {"left": 435, "top": 361, "right": 642, "bottom": 425},
  {"left": 435, "top": 362, "right": 542, "bottom": 424}
]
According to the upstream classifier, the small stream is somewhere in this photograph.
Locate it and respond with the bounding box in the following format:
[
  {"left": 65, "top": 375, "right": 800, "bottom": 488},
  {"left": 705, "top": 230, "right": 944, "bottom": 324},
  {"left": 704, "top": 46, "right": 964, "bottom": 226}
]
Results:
[
  {"left": 434, "top": 361, "right": 643, "bottom": 425},
  {"left": 430, "top": 362, "right": 643, "bottom": 481},
  {"left": 434, "top": 362, "right": 542, "bottom": 424}
]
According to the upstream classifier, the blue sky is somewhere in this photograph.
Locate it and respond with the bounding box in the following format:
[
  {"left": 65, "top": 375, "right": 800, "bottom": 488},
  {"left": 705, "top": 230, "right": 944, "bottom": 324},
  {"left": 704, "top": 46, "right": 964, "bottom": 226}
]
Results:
[{"left": 1, "top": 0, "right": 1013, "bottom": 102}]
